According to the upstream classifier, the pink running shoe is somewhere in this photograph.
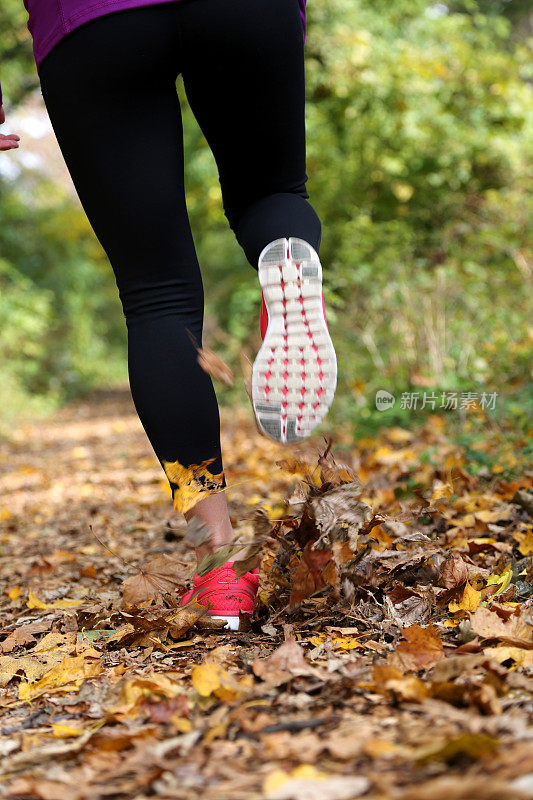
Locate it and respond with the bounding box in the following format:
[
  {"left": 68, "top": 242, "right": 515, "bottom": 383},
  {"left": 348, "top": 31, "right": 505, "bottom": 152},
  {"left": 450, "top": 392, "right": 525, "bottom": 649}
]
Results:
[
  {"left": 179, "top": 561, "right": 259, "bottom": 631},
  {"left": 253, "top": 237, "right": 337, "bottom": 444}
]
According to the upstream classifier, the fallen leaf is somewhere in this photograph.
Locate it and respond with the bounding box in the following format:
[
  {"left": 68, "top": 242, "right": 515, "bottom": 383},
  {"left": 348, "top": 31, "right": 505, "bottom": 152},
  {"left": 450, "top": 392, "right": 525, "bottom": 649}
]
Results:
[
  {"left": 263, "top": 764, "right": 369, "bottom": 800},
  {"left": 196, "top": 344, "right": 234, "bottom": 385},
  {"left": 449, "top": 582, "right": 482, "bottom": 613},
  {"left": 26, "top": 590, "right": 81, "bottom": 610},
  {"left": 440, "top": 553, "right": 468, "bottom": 589},
  {"left": 469, "top": 605, "right": 533, "bottom": 648},
  {"left": 122, "top": 553, "right": 190, "bottom": 607},
  {"left": 390, "top": 624, "right": 445, "bottom": 672},
  {"left": 19, "top": 654, "right": 103, "bottom": 701},
  {"left": 253, "top": 637, "right": 322, "bottom": 687}
]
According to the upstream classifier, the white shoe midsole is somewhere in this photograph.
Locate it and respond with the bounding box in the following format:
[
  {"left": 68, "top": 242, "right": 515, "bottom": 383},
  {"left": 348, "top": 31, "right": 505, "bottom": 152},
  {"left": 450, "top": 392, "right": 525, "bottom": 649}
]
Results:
[{"left": 252, "top": 236, "right": 337, "bottom": 444}]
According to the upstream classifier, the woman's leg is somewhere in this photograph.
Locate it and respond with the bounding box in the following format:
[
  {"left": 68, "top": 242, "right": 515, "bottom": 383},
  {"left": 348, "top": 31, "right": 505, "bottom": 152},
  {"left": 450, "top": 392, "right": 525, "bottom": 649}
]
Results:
[
  {"left": 177, "top": 0, "right": 322, "bottom": 267},
  {"left": 38, "top": 6, "right": 233, "bottom": 548},
  {"left": 178, "top": 0, "right": 335, "bottom": 444}
]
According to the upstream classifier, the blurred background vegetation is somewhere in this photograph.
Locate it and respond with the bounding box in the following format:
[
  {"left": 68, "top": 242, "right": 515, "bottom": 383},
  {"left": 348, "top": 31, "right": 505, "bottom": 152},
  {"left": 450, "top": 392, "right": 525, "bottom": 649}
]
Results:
[{"left": 0, "top": 0, "right": 531, "bottom": 468}]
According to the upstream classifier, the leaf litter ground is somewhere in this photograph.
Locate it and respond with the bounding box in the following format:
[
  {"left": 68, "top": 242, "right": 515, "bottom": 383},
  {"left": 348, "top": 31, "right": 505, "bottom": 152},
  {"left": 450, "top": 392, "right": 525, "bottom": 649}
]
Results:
[{"left": 0, "top": 389, "right": 532, "bottom": 800}]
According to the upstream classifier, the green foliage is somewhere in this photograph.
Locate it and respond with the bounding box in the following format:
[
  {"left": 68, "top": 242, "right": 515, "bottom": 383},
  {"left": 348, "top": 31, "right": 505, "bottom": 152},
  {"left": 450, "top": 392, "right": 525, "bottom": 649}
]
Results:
[
  {"left": 0, "top": 0, "right": 37, "bottom": 106},
  {"left": 0, "top": 181, "right": 126, "bottom": 427}
]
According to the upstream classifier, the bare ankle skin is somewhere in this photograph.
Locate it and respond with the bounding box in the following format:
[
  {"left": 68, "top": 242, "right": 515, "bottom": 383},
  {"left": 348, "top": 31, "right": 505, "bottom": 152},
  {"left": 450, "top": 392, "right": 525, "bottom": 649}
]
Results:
[{"left": 183, "top": 491, "right": 246, "bottom": 567}]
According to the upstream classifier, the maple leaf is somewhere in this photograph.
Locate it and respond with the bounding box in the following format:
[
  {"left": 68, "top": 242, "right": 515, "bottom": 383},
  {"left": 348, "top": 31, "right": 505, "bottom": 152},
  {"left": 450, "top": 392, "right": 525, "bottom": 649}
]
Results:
[
  {"left": 390, "top": 624, "right": 445, "bottom": 672},
  {"left": 448, "top": 582, "right": 481, "bottom": 613},
  {"left": 469, "top": 605, "right": 533, "bottom": 648},
  {"left": 121, "top": 553, "right": 190, "bottom": 607}
]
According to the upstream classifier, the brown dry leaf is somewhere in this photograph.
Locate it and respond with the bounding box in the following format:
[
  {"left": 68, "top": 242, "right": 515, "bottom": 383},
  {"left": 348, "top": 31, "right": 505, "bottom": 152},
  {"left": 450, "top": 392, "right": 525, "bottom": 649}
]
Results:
[
  {"left": 310, "top": 482, "right": 372, "bottom": 547},
  {"left": 233, "top": 537, "right": 266, "bottom": 578},
  {"left": 469, "top": 604, "right": 533, "bottom": 648},
  {"left": 390, "top": 624, "right": 445, "bottom": 672},
  {"left": 253, "top": 637, "right": 321, "bottom": 687},
  {"left": 105, "top": 671, "right": 184, "bottom": 719},
  {"left": 440, "top": 553, "right": 468, "bottom": 589},
  {"left": 167, "top": 600, "right": 209, "bottom": 639},
  {"left": 187, "top": 331, "right": 234, "bottom": 386},
  {"left": 275, "top": 457, "right": 312, "bottom": 478},
  {"left": 121, "top": 553, "right": 190, "bottom": 607},
  {"left": 289, "top": 544, "right": 332, "bottom": 606},
  {"left": 400, "top": 776, "right": 526, "bottom": 800},
  {"left": 0, "top": 627, "right": 38, "bottom": 653},
  {"left": 3, "top": 777, "right": 82, "bottom": 800},
  {"left": 317, "top": 440, "right": 359, "bottom": 486}
]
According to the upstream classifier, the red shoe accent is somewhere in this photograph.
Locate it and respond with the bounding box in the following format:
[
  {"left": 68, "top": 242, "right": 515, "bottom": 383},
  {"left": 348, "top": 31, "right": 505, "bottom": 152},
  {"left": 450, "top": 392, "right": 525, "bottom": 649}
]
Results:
[
  {"left": 260, "top": 289, "right": 329, "bottom": 341},
  {"left": 260, "top": 293, "right": 269, "bottom": 340},
  {"left": 179, "top": 561, "right": 259, "bottom": 618}
]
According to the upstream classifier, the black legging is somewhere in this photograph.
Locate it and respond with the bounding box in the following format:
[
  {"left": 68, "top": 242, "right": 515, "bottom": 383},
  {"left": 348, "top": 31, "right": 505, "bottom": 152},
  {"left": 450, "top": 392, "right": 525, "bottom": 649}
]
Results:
[{"left": 38, "top": 0, "right": 322, "bottom": 509}]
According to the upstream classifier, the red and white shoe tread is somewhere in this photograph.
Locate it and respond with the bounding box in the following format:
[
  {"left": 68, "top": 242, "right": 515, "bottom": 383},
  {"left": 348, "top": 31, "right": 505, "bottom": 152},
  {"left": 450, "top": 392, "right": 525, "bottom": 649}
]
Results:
[{"left": 252, "top": 237, "right": 337, "bottom": 444}]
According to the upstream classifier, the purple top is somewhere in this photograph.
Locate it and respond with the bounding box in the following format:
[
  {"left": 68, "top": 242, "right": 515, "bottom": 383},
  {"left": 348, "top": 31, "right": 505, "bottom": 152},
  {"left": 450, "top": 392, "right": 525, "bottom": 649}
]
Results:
[{"left": 0, "top": 0, "right": 307, "bottom": 107}]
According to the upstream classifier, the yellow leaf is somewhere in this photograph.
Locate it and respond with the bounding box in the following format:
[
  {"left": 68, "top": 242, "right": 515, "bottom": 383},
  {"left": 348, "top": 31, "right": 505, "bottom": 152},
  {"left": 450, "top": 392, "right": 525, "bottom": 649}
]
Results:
[
  {"left": 331, "top": 636, "right": 363, "bottom": 650},
  {"left": 431, "top": 483, "right": 454, "bottom": 505},
  {"left": 171, "top": 716, "right": 192, "bottom": 733},
  {"left": 291, "top": 765, "right": 328, "bottom": 780},
  {"left": 264, "top": 769, "right": 292, "bottom": 795},
  {"left": 105, "top": 672, "right": 183, "bottom": 718},
  {"left": 50, "top": 724, "right": 85, "bottom": 738},
  {"left": 513, "top": 528, "right": 533, "bottom": 557},
  {"left": 483, "top": 646, "right": 533, "bottom": 668},
  {"left": 8, "top": 586, "right": 21, "bottom": 600},
  {"left": 26, "top": 590, "right": 81, "bottom": 610},
  {"left": 18, "top": 654, "right": 103, "bottom": 701},
  {"left": 449, "top": 582, "right": 481, "bottom": 613},
  {"left": 485, "top": 565, "right": 512, "bottom": 596},
  {"left": 263, "top": 765, "right": 329, "bottom": 796},
  {"left": 162, "top": 458, "right": 226, "bottom": 515},
  {"left": 192, "top": 661, "right": 221, "bottom": 697}
]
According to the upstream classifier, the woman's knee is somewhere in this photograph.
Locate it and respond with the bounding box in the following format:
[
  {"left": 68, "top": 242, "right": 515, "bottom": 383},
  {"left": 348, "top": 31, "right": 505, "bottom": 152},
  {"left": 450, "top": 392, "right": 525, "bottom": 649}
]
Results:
[{"left": 231, "top": 191, "right": 322, "bottom": 268}]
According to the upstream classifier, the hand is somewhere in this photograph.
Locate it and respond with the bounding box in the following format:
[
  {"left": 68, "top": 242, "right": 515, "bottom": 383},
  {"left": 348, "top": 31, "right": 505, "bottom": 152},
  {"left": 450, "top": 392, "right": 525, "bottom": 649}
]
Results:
[{"left": 0, "top": 107, "right": 20, "bottom": 151}]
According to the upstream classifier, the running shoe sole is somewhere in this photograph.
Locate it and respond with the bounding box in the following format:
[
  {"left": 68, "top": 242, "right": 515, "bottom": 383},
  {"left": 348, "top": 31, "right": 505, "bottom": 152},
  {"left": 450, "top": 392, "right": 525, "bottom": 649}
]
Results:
[{"left": 252, "top": 237, "right": 337, "bottom": 444}]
